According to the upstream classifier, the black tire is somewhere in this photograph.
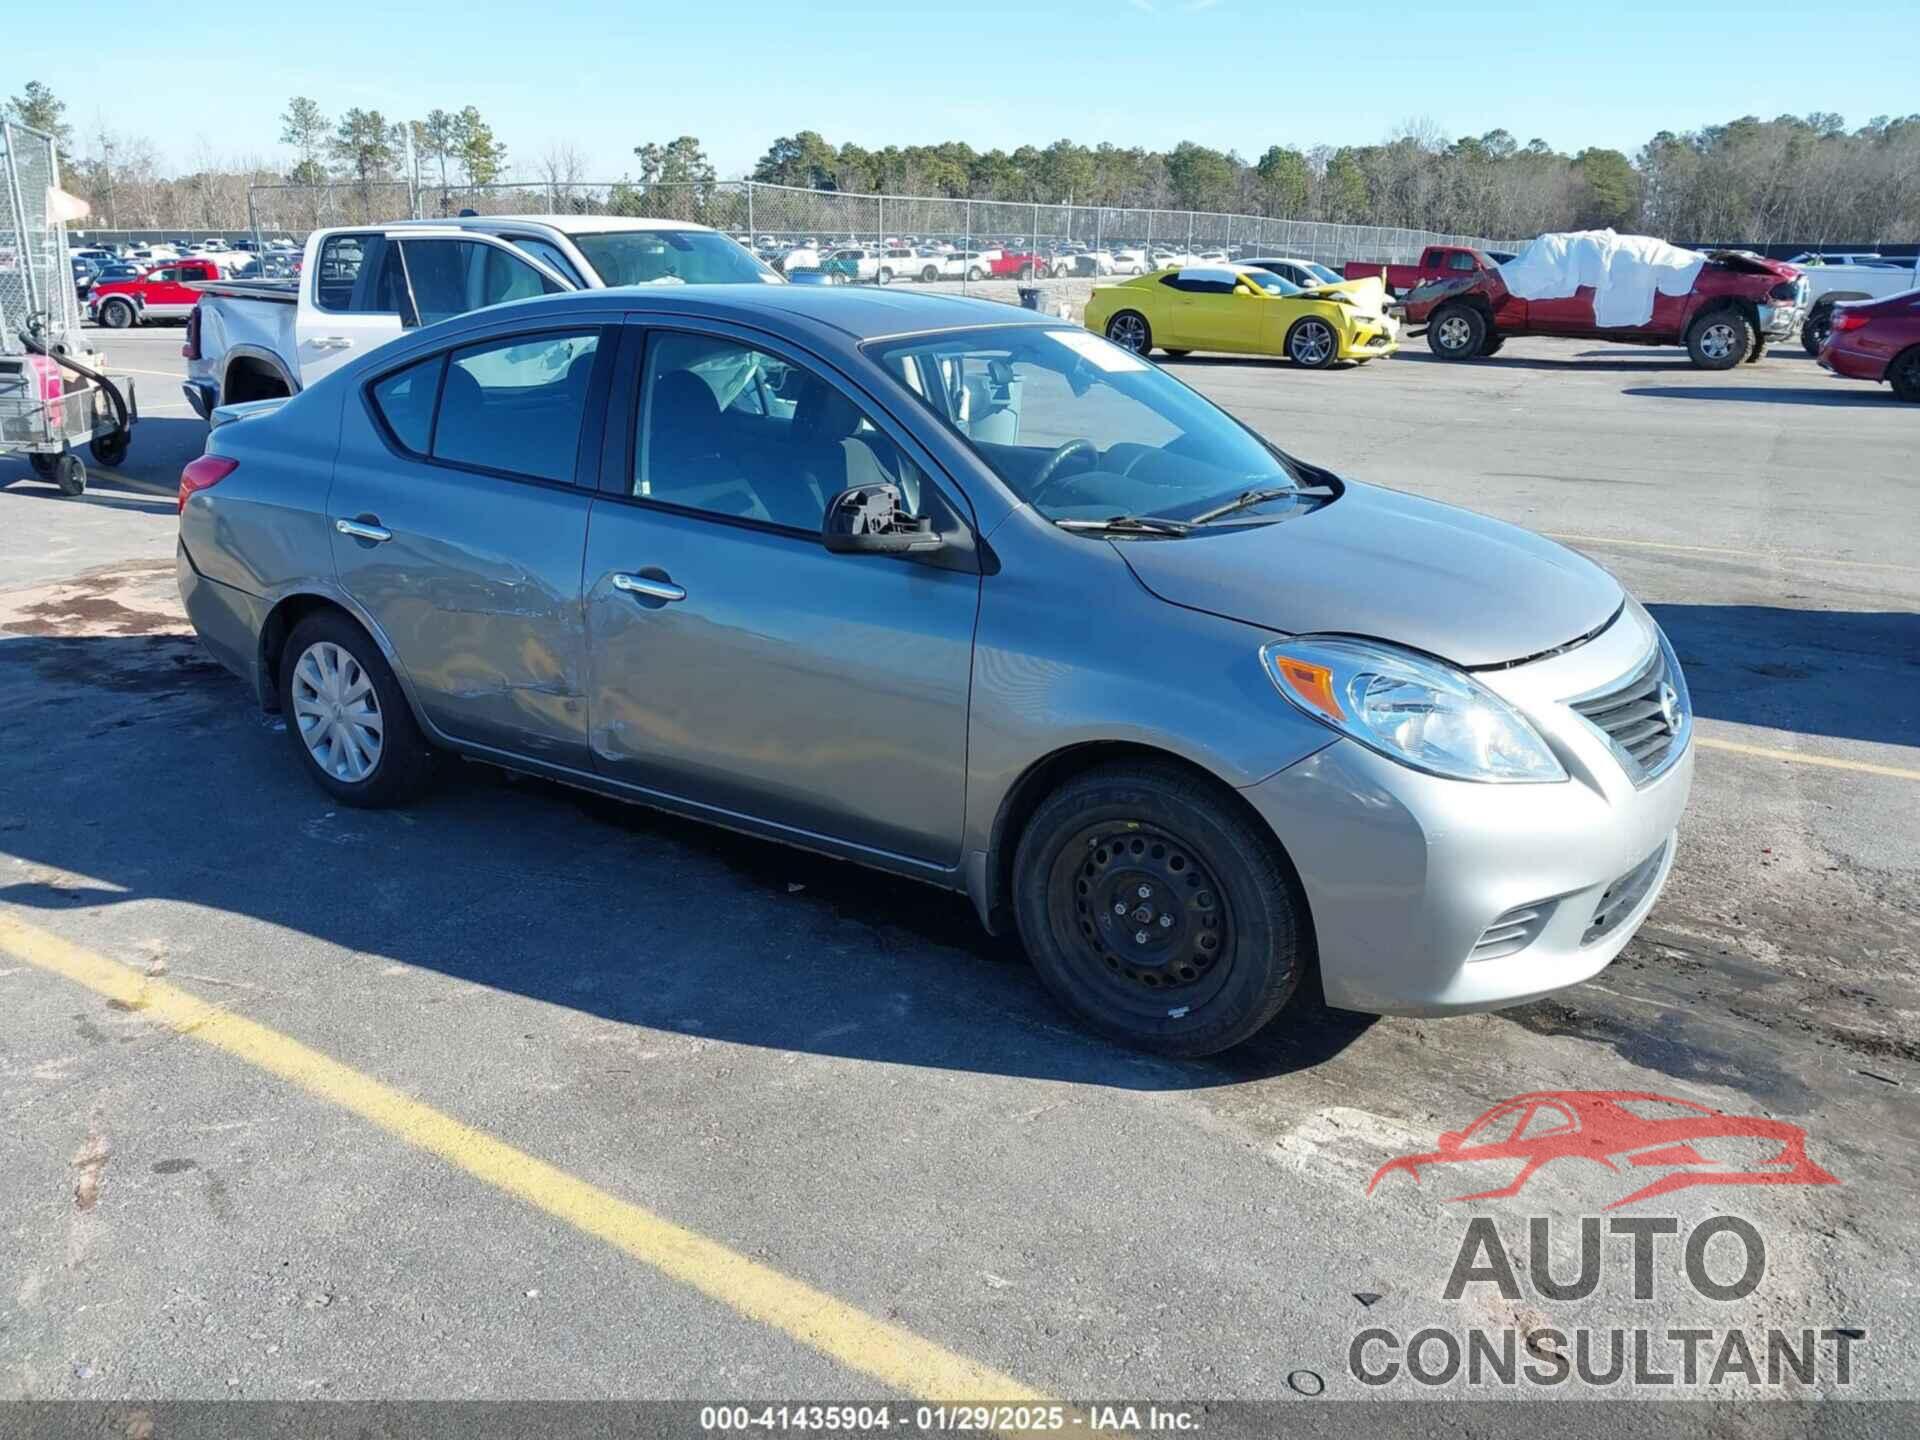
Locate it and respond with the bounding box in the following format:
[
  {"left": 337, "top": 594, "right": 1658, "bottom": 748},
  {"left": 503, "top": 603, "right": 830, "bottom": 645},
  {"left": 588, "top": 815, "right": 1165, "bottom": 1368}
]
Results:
[
  {"left": 1479, "top": 333, "right": 1506, "bottom": 356},
  {"left": 54, "top": 453, "right": 86, "bottom": 497},
  {"left": 279, "top": 610, "right": 434, "bottom": 808},
  {"left": 966, "top": 266, "right": 985, "bottom": 281},
  {"left": 1891, "top": 346, "right": 1920, "bottom": 404},
  {"left": 1018, "top": 265, "right": 1034, "bottom": 280},
  {"left": 1801, "top": 306, "right": 1832, "bottom": 356},
  {"left": 1426, "top": 303, "right": 1485, "bottom": 360},
  {"left": 90, "top": 429, "right": 130, "bottom": 467},
  {"left": 1285, "top": 317, "right": 1339, "bottom": 369},
  {"left": 920, "top": 265, "right": 938, "bottom": 282},
  {"left": 1013, "top": 762, "right": 1306, "bottom": 1057},
  {"left": 99, "top": 298, "right": 135, "bottom": 329},
  {"left": 1744, "top": 336, "right": 1766, "bottom": 364},
  {"left": 1685, "top": 308, "right": 1754, "bottom": 370},
  {"left": 29, "top": 451, "right": 57, "bottom": 478},
  {"left": 876, "top": 267, "right": 893, "bottom": 285}
]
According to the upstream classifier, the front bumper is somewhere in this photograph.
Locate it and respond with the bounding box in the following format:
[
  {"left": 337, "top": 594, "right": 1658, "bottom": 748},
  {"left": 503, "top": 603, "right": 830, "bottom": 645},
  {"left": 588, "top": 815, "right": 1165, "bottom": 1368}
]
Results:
[
  {"left": 1339, "top": 318, "right": 1400, "bottom": 358},
  {"left": 1241, "top": 603, "right": 1693, "bottom": 1015},
  {"left": 1756, "top": 299, "right": 1807, "bottom": 341}
]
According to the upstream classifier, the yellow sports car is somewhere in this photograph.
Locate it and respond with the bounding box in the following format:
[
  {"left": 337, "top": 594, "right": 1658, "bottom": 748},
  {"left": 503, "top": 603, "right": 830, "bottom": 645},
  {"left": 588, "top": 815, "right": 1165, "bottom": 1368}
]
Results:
[{"left": 1083, "top": 265, "right": 1399, "bottom": 368}]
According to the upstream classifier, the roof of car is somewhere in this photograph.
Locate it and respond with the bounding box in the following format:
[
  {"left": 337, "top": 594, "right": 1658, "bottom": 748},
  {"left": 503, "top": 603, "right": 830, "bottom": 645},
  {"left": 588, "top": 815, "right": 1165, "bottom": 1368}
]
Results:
[
  {"left": 381, "top": 214, "right": 718, "bottom": 236},
  {"left": 468, "top": 283, "right": 1059, "bottom": 343}
]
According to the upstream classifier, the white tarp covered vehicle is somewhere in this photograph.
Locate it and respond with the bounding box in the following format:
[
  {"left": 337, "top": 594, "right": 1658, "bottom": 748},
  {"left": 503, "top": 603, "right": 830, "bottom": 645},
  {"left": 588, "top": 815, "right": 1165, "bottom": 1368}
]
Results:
[{"left": 1495, "top": 229, "right": 1706, "bottom": 328}]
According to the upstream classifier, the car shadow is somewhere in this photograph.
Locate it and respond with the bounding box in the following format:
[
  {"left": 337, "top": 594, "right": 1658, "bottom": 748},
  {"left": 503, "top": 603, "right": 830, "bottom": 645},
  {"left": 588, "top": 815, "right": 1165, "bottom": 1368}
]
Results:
[
  {"left": 0, "top": 632, "right": 1375, "bottom": 1091},
  {"left": 1391, "top": 350, "right": 1699, "bottom": 374},
  {"left": 1647, "top": 604, "right": 1920, "bottom": 748},
  {"left": 1622, "top": 385, "right": 1889, "bottom": 407}
]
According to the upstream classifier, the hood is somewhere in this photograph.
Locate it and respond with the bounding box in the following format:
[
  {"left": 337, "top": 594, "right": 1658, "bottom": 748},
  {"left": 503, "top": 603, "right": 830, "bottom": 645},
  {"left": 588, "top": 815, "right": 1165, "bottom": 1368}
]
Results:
[
  {"left": 1706, "top": 250, "right": 1799, "bottom": 280},
  {"left": 1302, "top": 275, "right": 1389, "bottom": 314},
  {"left": 1116, "top": 481, "right": 1623, "bottom": 668}
]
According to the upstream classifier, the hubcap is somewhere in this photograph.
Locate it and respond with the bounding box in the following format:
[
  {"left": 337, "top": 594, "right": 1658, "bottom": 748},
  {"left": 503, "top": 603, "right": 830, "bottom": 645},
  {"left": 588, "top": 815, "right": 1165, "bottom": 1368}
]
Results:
[
  {"left": 1292, "top": 321, "right": 1334, "bottom": 365},
  {"left": 1049, "top": 822, "right": 1234, "bottom": 1018},
  {"left": 1700, "top": 323, "right": 1737, "bottom": 360},
  {"left": 1436, "top": 315, "right": 1472, "bottom": 351},
  {"left": 291, "top": 641, "right": 384, "bottom": 783},
  {"left": 1108, "top": 314, "right": 1147, "bottom": 352}
]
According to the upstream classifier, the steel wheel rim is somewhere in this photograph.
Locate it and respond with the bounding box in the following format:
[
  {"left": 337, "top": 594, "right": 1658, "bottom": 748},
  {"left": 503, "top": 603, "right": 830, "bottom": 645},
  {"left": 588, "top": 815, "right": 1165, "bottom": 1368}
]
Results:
[
  {"left": 1293, "top": 321, "right": 1334, "bottom": 365},
  {"left": 1046, "top": 821, "right": 1236, "bottom": 1020},
  {"left": 1700, "top": 322, "right": 1738, "bottom": 360},
  {"left": 1108, "top": 314, "right": 1147, "bottom": 352},
  {"left": 291, "top": 641, "right": 384, "bottom": 783},
  {"left": 1436, "top": 315, "right": 1472, "bottom": 351}
]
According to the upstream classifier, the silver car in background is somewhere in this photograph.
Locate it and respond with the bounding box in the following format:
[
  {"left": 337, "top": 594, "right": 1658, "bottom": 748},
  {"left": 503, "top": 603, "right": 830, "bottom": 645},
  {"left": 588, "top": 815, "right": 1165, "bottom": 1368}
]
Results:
[{"left": 176, "top": 286, "right": 1692, "bottom": 1056}]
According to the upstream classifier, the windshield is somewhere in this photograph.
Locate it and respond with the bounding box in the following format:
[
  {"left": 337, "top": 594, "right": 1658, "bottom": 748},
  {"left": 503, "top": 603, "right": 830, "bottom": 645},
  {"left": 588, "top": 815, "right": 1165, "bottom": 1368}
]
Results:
[
  {"left": 571, "top": 230, "right": 776, "bottom": 287},
  {"left": 1305, "top": 261, "right": 1343, "bottom": 285},
  {"left": 868, "top": 326, "right": 1297, "bottom": 525}
]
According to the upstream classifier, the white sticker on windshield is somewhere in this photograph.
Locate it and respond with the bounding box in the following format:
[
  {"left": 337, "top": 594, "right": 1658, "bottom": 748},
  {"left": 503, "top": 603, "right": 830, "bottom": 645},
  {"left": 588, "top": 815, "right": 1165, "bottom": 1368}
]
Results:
[{"left": 1049, "top": 329, "right": 1150, "bottom": 372}]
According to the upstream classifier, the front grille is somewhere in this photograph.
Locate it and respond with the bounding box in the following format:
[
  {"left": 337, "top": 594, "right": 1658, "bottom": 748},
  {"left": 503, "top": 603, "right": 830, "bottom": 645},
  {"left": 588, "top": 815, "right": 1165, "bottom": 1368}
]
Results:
[
  {"left": 1570, "top": 645, "right": 1686, "bottom": 784},
  {"left": 1583, "top": 840, "right": 1670, "bottom": 945},
  {"left": 1470, "top": 900, "right": 1556, "bottom": 962}
]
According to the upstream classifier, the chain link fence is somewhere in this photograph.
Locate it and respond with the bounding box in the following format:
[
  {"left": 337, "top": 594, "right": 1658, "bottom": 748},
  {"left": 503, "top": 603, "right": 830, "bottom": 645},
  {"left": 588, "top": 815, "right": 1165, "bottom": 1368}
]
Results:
[
  {"left": 1, "top": 119, "right": 85, "bottom": 349},
  {"left": 240, "top": 178, "right": 1507, "bottom": 285}
]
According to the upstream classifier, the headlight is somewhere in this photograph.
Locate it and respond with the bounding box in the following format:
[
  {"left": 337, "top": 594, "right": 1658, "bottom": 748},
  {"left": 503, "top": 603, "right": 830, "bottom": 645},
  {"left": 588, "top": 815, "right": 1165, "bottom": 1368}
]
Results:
[{"left": 1261, "top": 637, "right": 1567, "bottom": 784}]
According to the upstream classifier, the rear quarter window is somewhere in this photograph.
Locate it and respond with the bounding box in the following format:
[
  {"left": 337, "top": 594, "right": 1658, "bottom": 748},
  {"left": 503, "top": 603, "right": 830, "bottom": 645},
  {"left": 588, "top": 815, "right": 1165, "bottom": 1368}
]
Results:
[{"left": 370, "top": 354, "right": 444, "bottom": 455}]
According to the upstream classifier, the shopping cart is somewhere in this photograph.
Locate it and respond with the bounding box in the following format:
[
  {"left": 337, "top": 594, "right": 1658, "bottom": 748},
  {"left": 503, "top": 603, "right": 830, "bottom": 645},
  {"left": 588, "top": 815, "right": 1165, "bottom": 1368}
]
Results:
[{"left": 0, "top": 118, "right": 136, "bottom": 497}]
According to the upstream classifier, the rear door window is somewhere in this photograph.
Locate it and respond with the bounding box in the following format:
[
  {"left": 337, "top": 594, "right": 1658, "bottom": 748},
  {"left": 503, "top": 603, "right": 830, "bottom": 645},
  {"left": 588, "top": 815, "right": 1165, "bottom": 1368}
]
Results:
[
  {"left": 401, "top": 239, "right": 563, "bottom": 327},
  {"left": 314, "top": 234, "right": 375, "bottom": 311},
  {"left": 431, "top": 331, "right": 601, "bottom": 483}
]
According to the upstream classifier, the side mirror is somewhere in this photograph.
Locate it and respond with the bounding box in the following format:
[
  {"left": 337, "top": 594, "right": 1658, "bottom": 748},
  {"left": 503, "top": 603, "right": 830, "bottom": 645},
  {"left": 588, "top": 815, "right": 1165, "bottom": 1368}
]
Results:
[{"left": 822, "top": 483, "right": 943, "bottom": 555}]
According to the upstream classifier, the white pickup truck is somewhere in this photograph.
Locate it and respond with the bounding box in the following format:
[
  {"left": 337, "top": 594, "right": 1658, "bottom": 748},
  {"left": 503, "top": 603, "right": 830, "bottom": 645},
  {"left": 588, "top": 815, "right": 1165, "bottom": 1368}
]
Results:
[
  {"left": 1797, "top": 255, "right": 1920, "bottom": 353},
  {"left": 182, "top": 215, "right": 779, "bottom": 417}
]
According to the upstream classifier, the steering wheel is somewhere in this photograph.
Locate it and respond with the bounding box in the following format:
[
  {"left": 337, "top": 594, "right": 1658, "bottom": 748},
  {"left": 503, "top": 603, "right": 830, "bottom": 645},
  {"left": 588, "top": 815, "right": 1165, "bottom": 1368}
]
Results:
[{"left": 1025, "top": 439, "right": 1101, "bottom": 504}]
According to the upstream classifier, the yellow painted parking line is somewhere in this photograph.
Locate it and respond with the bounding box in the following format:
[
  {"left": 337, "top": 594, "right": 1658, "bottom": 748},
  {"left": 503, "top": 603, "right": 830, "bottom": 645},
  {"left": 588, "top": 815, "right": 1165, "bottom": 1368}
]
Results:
[
  {"left": 0, "top": 913, "right": 1074, "bottom": 1424},
  {"left": 1546, "top": 532, "right": 1919, "bottom": 576},
  {"left": 1696, "top": 735, "right": 1920, "bottom": 782}
]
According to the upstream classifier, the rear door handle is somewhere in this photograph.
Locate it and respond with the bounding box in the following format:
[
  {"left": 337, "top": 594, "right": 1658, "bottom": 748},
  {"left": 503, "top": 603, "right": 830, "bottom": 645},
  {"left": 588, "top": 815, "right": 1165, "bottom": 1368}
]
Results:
[
  {"left": 612, "top": 572, "right": 686, "bottom": 603},
  {"left": 335, "top": 517, "right": 392, "bottom": 543}
]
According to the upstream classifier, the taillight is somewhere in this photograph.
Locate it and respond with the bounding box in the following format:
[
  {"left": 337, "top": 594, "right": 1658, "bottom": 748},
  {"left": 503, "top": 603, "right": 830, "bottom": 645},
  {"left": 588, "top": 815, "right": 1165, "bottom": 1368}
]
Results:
[
  {"left": 182, "top": 303, "right": 202, "bottom": 361},
  {"left": 1831, "top": 310, "right": 1871, "bottom": 334},
  {"left": 178, "top": 454, "right": 237, "bottom": 513}
]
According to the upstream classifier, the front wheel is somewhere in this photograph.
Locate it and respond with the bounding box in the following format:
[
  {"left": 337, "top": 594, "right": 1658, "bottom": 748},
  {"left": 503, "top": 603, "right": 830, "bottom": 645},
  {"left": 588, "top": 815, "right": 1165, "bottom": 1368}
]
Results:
[
  {"left": 99, "top": 298, "right": 135, "bottom": 329},
  {"left": 921, "top": 265, "right": 939, "bottom": 282},
  {"left": 1426, "top": 304, "right": 1485, "bottom": 360},
  {"left": 54, "top": 453, "right": 86, "bottom": 497},
  {"left": 1105, "top": 310, "right": 1152, "bottom": 355},
  {"left": 280, "top": 611, "right": 435, "bottom": 808},
  {"left": 1018, "top": 265, "right": 1034, "bottom": 280},
  {"left": 876, "top": 268, "right": 893, "bottom": 285},
  {"left": 1286, "top": 317, "right": 1339, "bottom": 369},
  {"left": 1685, "top": 309, "right": 1754, "bottom": 370},
  {"left": 1013, "top": 763, "right": 1306, "bottom": 1057},
  {"left": 966, "top": 266, "right": 985, "bottom": 281},
  {"left": 1744, "top": 336, "right": 1767, "bottom": 364},
  {"left": 1801, "top": 307, "right": 1832, "bottom": 356},
  {"left": 1890, "top": 346, "right": 1920, "bottom": 403}
]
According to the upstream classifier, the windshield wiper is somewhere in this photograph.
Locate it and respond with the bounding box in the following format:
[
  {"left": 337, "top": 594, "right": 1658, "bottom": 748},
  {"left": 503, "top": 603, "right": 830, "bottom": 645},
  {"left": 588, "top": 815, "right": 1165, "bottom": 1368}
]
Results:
[
  {"left": 1055, "top": 514, "right": 1192, "bottom": 537},
  {"left": 1188, "top": 486, "right": 1305, "bottom": 526}
]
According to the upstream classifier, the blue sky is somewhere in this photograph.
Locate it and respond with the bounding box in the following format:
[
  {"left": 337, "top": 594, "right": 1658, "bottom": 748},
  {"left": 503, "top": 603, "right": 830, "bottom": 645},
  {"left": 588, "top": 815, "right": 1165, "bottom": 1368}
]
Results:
[{"left": 11, "top": 1, "right": 1919, "bottom": 180}]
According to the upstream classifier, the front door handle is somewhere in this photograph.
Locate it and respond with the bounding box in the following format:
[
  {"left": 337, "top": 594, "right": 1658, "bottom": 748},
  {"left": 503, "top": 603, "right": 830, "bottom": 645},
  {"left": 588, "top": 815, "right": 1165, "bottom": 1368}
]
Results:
[
  {"left": 612, "top": 572, "right": 686, "bottom": 603},
  {"left": 335, "top": 517, "right": 392, "bottom": 543}
]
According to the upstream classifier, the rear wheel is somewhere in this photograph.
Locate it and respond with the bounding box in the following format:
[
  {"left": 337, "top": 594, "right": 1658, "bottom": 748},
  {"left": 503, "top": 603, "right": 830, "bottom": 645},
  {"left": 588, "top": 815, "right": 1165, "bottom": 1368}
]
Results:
[
  {"left": 279, "top": 610, "right": 435, "bottom": 808},
  {"left": 1891, "top": 346, "right": 1920, "bottom": 403},
  {"left": 966, "top": 266, "right": 986, "bottom": 281},
  {"left": 90, "top": 429, "right": 130, "bottom": 467},
  {"left": 920, "top": 264, "right": 939, "bottom": 282},
  {"left": 1744, "top": 335, "right": 1767, "bottom": 364},
  {"left": 1801, "top": 305, "right": 1833, "bottom": 356},
  {"left": 99, "top": 298, "right": 135, "bottom": 329},
  {"left": 1427, "top": 303, "right": 1485, "bottom": 360},
  {"left": 1105, "top": 310, "right": 1152, "bottom": 355},
  {"left": 1286, "top": 317, "right": 1339, "bottom": 369},
  {"left": 1013, "top": 762, "right": 1306, "bottom": 1057},
  {"left": 1685, "top": 309, "right": 1754, "bottom": 370},
  {"left": 876, "top": 267, "right": 893, "bottom": 285}
]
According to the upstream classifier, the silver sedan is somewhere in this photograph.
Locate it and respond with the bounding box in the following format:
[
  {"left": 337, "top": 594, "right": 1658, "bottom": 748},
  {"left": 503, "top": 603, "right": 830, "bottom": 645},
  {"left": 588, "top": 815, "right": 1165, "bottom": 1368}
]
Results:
[{"left": 177, "top": 286, "right": 1692, "bottom": 1056}]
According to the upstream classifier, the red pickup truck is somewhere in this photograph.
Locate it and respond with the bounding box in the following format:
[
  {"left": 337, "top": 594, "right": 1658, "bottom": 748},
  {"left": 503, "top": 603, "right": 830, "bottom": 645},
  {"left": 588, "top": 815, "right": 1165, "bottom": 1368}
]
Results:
[
  {"left": 1342, "top": 245, "right": 1499, "bottom": 296},
  {"left": 87, "top": 258, "right": 223, "bottom": 328},
  {"left": 989, "top": 250, "right": 1051, "bottom": 280},
  {"left": 1403, "top": 248, "right": 1808, "bottom": 369}
]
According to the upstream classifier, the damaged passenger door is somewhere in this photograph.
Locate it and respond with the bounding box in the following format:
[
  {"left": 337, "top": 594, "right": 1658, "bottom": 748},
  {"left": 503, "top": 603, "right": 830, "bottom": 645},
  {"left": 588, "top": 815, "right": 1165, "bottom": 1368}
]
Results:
[{"left": 329, "top": 326, "right": 611, "bottom": 768}]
